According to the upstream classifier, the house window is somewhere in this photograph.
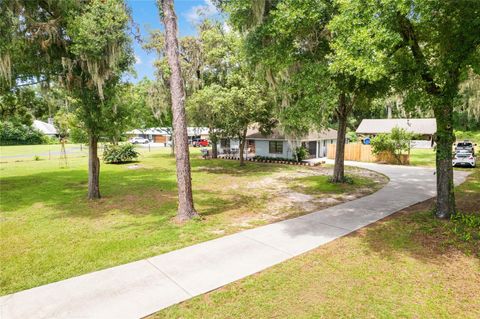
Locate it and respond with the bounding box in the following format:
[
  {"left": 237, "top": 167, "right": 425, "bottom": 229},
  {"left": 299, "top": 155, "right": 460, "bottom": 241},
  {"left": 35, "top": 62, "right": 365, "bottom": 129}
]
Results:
[
  {"left": 221, "top": 139, "right": 230, "bottom": 148},
  {"left": 269, "top": 141, "right": 283, "bottom": 154}
]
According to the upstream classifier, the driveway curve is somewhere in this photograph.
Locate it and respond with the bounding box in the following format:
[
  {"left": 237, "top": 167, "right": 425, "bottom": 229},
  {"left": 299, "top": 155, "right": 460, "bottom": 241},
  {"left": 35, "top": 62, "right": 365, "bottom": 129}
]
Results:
[{"left": 0, "top": 162, "right": 470, "bottom": 319}]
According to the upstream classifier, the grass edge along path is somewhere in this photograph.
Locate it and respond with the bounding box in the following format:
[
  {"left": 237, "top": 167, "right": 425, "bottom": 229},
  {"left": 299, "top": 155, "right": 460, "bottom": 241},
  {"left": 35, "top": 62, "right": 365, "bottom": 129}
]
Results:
[{"left": 154, "top": 168, "right": 480, "bottom": 319}]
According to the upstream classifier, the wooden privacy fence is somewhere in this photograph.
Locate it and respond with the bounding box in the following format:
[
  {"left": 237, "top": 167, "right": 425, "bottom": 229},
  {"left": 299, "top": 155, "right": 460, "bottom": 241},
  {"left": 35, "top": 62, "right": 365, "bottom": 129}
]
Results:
[{"left": 327, "top": 143, "right": 409, "bottom": 164}]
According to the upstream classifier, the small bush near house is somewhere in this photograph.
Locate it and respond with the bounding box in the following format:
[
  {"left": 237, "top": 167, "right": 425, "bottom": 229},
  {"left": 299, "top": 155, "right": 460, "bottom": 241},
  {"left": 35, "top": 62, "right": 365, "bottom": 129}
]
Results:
[
  {"left": 252, "top": 156, "right": 297, "bottom": 163},
  {"left": 103, "top": 143, "right": 139, "bottom": 164},
  {"left": 294, "top": 146, "right": 309, "bottom": 162},
  {"left": 0, "top": 121, "right": 48, "bottom": 145},
  {"left": 371, "top": 127, "right": 413, "bottom": 164}
]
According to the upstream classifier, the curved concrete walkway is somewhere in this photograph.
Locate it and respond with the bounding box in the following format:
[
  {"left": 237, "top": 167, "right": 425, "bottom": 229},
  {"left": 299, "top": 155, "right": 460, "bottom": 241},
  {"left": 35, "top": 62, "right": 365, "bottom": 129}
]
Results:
[{"left": 0, "top": 162, "right": 470, "bottom": 319}]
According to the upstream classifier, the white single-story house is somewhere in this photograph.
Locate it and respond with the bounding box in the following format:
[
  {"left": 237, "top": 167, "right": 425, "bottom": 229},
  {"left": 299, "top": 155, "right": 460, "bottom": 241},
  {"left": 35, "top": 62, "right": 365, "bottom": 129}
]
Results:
[
  {"left": 356, "top": 118, "right": 437, "bottom": 148},
  {"left": 127, "top": 127, "right": 209, "bottom": 144},
  {"left": 33, "top": 119, "right": 58, "bottom": 137},
  {"left": 218, "top": 127, "right": 338, "bottom": 160}
]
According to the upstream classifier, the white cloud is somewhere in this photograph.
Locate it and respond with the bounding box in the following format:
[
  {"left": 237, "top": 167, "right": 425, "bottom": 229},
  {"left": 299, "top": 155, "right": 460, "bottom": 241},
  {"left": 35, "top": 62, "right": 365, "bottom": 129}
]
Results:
[
  {"left": 135, "top": 55, "right": 142, "bottom": 65},
  {"left": 185, "top": 0, "right": 218, "bottom": 25}
]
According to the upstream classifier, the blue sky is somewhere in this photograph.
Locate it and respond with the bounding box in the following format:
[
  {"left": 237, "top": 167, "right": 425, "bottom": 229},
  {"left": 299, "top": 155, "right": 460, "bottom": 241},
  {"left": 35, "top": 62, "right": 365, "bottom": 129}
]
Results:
[{"left": 126, "top": 0, "right": 221, "bottom": 82}]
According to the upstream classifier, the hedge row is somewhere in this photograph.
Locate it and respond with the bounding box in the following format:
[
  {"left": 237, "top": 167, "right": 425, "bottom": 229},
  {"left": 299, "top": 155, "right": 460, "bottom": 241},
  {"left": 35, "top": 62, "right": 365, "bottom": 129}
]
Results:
[{"left": 221, "top": 156, "right": 323, "bottom": 166}]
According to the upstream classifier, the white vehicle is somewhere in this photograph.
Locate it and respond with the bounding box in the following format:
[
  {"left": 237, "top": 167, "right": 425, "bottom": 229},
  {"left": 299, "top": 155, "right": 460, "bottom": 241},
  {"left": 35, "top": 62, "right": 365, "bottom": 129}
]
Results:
[
  {"left": 452, "top": 152, "right": 476, "bottom": 168},
  {"left": 129, "top": 137, "right": 150, "bottom": 144}
]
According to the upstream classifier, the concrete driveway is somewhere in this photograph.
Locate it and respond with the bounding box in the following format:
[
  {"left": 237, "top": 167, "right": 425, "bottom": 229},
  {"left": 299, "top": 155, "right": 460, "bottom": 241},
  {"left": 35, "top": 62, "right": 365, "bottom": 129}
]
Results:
[{"left": 0, "top": 162, "right": 470, "bottom": 319}]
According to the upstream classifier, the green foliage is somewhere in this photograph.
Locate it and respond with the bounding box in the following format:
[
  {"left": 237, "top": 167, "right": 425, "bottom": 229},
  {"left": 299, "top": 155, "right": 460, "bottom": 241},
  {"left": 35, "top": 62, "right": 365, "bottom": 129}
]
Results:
[
  {"left": 66, "top": 126, "right": 87, "bottom": 143},
  {"left": 294, "top": 146, "right": 309, "bottom": 162},
  {"left": 0, "top": 87, "right": 50, "bottom": 125},
  {"left": 371, "top": 127, "right": 412, "bottom": 164},
  {"left": 103, "top": 143, "right": 139, "bottom": 164},
  {"left": 0, "top": 121, "right": 48, "bottom": 145},
  {"left": 371, "top": 134, "right": 394, "bottom": 154},
  {"left": 450, "top": 212, "right": 480, "bottom": 242},
  {"left": 220, "top": 0, "right": 385, "bottom": 137},
  {"left": 455, "top": 130, "right": 480, "bottom": 144},
  {"left": 346, "top": 131, "right": 358, "bottom": 142}
]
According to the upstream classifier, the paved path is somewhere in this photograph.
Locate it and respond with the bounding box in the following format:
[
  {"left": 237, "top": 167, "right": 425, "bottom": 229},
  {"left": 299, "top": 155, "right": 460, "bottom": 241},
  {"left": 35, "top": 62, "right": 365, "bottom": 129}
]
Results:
[{"left": 0, "top": 162, "right": 470, "bottom": 319}]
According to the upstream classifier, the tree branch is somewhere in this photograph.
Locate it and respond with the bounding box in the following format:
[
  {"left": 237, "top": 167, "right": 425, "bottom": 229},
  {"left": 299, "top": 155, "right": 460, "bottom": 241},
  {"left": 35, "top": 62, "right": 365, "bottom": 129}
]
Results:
[{"left": 396, "top": 12, "right": 441, "bottom": 95}]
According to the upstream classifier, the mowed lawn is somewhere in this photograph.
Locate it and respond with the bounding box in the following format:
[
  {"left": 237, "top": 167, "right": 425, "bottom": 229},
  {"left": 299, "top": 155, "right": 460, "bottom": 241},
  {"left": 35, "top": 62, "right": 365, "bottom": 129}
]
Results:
[
  {"left": 155, "top": 168, "right": 480, "bottom": 319},
  {"left": 0, "top": 147, "right": 385, "bottom": 295}
]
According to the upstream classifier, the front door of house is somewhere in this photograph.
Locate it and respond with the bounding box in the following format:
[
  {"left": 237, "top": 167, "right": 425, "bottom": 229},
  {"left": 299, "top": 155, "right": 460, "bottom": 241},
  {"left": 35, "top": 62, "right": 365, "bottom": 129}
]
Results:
[{"left": 307, "top": 141, "right": 316, "bottom": 158}]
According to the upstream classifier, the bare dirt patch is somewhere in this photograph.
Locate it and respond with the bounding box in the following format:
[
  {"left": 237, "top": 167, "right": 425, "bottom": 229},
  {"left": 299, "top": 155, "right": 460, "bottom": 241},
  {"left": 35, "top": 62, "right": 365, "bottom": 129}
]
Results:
[{"left": 225, "top": 166, "right": 388, "bottom": 227}]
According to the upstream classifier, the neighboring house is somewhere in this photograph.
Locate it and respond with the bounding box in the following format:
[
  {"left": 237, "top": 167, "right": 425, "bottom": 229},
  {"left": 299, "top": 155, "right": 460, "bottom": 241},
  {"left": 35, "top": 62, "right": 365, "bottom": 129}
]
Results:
[
  {"left": 218, "top": 127, "right": 338, "bottom": 160},
  {"left": 127, "top": 127, "right": 209, "bottom": 144},
  {"left": 127, "top": 128, "right": 171, "bottom": 143},
  {"left": 187, "top": 127, "right": 210, "bottom": 144},
  {"left": 33, "top": 119, "right": 58, "bottom": 137},
  {"left": 356, "top": 118, "right": 437, "bottom": 148}
]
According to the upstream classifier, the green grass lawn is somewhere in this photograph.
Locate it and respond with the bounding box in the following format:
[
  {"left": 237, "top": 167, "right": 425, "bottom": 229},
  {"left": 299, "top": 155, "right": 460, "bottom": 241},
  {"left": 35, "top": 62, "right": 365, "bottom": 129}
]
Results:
[
  {"left": 409, "top": 148, "right": 436, "bottom": 167},
  {"left": 154, "top": 168, "right": 480, "bottom": 319},
  {"left": 289, "top": 174, "right": 382, "bottom": 195},
  {"left": 0, "top": 143, "right": 87, "bottom": 159},
  {"left": 0, "top": 147, "right": 384, "bottom": 296}
]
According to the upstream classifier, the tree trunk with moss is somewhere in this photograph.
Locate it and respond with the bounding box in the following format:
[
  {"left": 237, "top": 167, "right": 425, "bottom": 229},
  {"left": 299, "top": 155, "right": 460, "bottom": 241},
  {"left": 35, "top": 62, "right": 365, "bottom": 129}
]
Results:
[
  {"left": 87, "top": 134, "right": 101, "bottom": 199},
  {"left": 160, "top": 0, "right": 197, "bottom": 221},
  {"left": 332, "top": 93, "right": 349, "bottom": 183},
  {"left": 239, "top": 128, "right": 247, "bottom": 166},
  {"left": 210, "top": 130, "right": 218, "bottom": 159},
  {"left": 433, "top": 103, "right": 456, "bottom": 218}
]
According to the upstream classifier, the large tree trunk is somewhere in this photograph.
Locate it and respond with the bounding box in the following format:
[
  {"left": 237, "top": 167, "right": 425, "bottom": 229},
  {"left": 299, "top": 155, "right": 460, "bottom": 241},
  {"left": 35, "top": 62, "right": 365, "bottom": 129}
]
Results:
[
  {"left": 211, "top": 135, "right": 218, "bottom": 159},
  {"left": 239, "top": 128, "right": 247, "bottom": 166},
  {"left": 160, "top": 0, "right": 197, "bottom": 221},
  {"left": 332, "top": 93, "right": 348, "bottom": 183},
  {"left": 88, "top": 134, "right": 101, "bottom": 199},
  {"left": 208, "top": 127, "right": 218, "bottom": 158},
  {"left": 433, "top": 104, "right": 456, "bottom": 218}
]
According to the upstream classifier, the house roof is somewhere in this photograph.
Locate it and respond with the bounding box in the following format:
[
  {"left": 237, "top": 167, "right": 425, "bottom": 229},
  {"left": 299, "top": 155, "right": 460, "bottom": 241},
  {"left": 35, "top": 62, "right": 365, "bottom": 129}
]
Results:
[
  {"left": 356, "top": 118, "right": 436, "bottom": 135},
  {"left": 127, "top": 127, "right": 209, "bottom": 136},
  {"left": 33, "top": 120, "right": 57, "bottom": 135},
  {"left": 246, "top": 127, "right": 338, "bottom": 141}
]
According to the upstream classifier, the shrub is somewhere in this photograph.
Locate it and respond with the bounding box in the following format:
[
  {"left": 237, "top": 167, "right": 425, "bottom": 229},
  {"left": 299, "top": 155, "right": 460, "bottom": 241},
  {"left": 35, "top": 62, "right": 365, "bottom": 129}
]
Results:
[
  {"left": 371, "top": 127, "right": 412, "bottom": 164},
  {"left": 103, "top": 143, "right": 139, "bottom": 164},
  {"left": 294, "top": 146, "right": 309, "bottom": 162},
  {"left": 252, "top": 155, "right": 296, "bottom": 162},
  {"left": 0, "top": 121, "right": 47, "bottom": 145}
]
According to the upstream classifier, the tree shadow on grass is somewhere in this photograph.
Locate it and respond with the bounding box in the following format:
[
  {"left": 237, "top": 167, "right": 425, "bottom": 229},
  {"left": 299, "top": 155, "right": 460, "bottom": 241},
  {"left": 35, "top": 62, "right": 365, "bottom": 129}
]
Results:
[
  {"left": 0, "top": 167, "right": 178, "bottom": 218},
  {"left": 191, "top": 158, "right": 290, "bottom": 177},
  {"left": 1, "top": 161, "right": 269, "bottom": 224},
  {"left": 194, "top": 192, "right": 261, "bottom": 217},
  {"left": 356, "top": 199, "right": 479, "bottom": 263}
]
